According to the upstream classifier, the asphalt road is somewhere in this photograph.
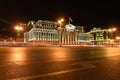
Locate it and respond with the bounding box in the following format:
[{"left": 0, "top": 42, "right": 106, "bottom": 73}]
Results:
[{"left": 0, "top": 47, "right": 120, "bottom": 80}]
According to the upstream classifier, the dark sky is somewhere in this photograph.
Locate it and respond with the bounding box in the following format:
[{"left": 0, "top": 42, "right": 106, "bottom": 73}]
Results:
[{"left": 0, "top": 0, "right": 120, "bottom": 37}]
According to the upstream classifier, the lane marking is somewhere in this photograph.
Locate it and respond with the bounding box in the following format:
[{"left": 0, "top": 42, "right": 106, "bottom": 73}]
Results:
[{"left": 8, "top": 61, "right": 95, "bottom": 80}]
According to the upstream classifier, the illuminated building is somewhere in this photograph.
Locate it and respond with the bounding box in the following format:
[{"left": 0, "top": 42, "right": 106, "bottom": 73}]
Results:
[
  {"left": 24, "top": 20, "right": 85, "bottom": 45},
  {"left": 89, "top": 28, "right": 109, "bottom": 45},
  {"left": 24, "top": 20, "right": 58, "bottom": 44},
  {"left": 58, "top": 24, "right": 80, "bottom": 45},
  {"left": 79, "top": 33, "right": 91, "bottom": 45}
]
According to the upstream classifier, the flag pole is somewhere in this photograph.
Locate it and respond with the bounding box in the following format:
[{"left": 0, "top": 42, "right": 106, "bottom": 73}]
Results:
[{"left": 68, "top": 17, "right": 72, "bottom": 24}]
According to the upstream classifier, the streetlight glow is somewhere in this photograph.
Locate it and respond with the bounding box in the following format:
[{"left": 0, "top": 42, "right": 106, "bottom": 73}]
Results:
[
  {"left": 57, "top": 18, "right": 64, "bottom": 24},
  {"left": 108, "top": 28, "right": 117, "bottom": 32},
  {"left": 108, "top": 27, "right": 117, "bottom": 40},
  {"left": 61, "top": 18, "right": 64, "bottom": 22},
  {"left": 108, "top": 29, "right": 112, "bottom": 32},
  {"left": 116, "top": 36, "right": 120, "bottom": 40},
  {"left": 57, "top": 18, "right": 64, "bottom": 28},
  {"left": 15, "top": 26, "right": 23, "bottom": 31},
  {"left": 58, "top": 20, "right": 62, "bottom": 24},
  {"left": 14, "top": 25, "right": 24, "bottom": 38},
  {"left": 112, "top": 28, "right": 116, "bottom": 31}
]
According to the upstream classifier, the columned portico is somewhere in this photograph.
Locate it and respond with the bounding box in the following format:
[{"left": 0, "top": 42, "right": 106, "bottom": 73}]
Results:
[
  {"left": 24, "top": 20, "right": 84, "bottom": 45},
  {"left": 58, "top": 24, "right": 80, "bottom": 45}
]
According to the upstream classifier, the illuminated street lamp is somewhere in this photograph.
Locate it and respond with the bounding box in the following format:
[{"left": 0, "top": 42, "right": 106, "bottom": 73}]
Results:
[
  {"left": 116, "top": 36, "right": 120, "bottom": 40},
  {"left": 112, "top": 28, "right": 117, "bottom": 31},
  {"left": 57, "top": 18, "right": 64, "bottom": 27},
  {"left": 108, "top": 28, "right": 117, "bottom": 39},
  {"left": 14, "top": 25, "right": 23, "bottom": 38},
  {"left": 57, "top": 18, "right": 64, "bottom": 47},
  {"left": 108, "top": 28, "right": 117, "bottom": 32}
]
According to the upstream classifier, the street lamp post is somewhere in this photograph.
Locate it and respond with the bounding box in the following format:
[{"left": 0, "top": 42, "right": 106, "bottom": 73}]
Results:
[
  {"left": 108, "top": 28, "right": 117, "bottom": 46},
  {"left": 108, "top": 28, "right": 117, "bottom": 39},
  {"left": 57, "top": 18, "right": 64, "bottom": 47},
  {"left": 14, "top": 25, "right": 23, "bottom": 38}
]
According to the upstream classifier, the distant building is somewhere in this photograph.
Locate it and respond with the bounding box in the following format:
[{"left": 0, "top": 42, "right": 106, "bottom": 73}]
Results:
[
  {"left": 58, "top": 24, "right": 80, "bottom": 45},
  {"left": 24, "top": 20, "right": 86, "bottom": 45},
  {"left": 89, "top": 28, "right": 109, "bottom": 45},
  {"left": 79, "top": 33, "right": 91, "bottom": 45},
  {"left": 24, "top": 20, "right": 58, "bottom": 44}
]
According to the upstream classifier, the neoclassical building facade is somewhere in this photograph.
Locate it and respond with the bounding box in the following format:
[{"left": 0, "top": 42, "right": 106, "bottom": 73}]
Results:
[
  {"left": 24, "top": 20, "right": 85, "bottom": 45},
  {"left": 88, "top": 28, "right": 109, "bottom": 45}
]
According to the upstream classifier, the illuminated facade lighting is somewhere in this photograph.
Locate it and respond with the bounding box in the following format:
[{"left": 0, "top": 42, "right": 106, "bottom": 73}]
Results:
[{"left": 24, "top": 20, "right": 86, "bottom": 45}]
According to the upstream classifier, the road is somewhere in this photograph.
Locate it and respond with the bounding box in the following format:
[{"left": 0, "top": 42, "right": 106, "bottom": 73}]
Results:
[{"left": 0, "top": 47, "right": 120, "bottom": 80}]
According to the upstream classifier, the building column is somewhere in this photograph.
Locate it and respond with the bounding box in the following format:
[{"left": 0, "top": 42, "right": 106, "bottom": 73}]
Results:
[
  {"left": 73, "top": 33, "right": 75, "bottom": 44},
  {"left": 72, "top": 33, "right": 74, "bottom": 44},
  {"left": 69, "top": 33, "right": 71, "bottom": 44},
  {"left": 68, "top": 32, "right": 70, "bottom": 44},
  {"left": 43, "top": 32, "right": 45, "bottom": 40},
  {"left": 77, "top": 31, "right": 79, "bottom": 44},
  {"left": 62, "top": 32, "right": 64, "bottom": 44},
  {"left": 48, "top": 33, "right": 50, "bottom": 41},
  {"left": 39, "top": 32, "right": 41, "bottom": 40},
  {"left": 64, "top": 32, "right": 66, "bottom": 44},
  {"left": 49, "top": 33, "right": 52, "bottom": 41},
  {"left": 75, "top": 31, "right": 78, "bottom": 44},
  {"left": 37, "top": 32, "right": 39, "bottom": 40}
]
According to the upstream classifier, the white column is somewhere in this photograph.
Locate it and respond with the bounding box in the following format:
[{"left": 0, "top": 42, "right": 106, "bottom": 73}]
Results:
[
  {"left": 62, "top": 32, "right": 64, "bottom": 44},
  {"left": 43, "top": 32, "right": 45, "bottom": 40},
  {"left": 51, "top": 33, "right": 53, "bottom": 41},
  {"left": 50, "top": 33, "right": 52, "bottom": 41},
  {"left": 38, "top": 32, "right": 39, "bottom": 40},
  {"left": 75, "top": 31, "right": 77, "bottom": 44},
  {"left": 68, "top": 32, "right": 69, "bottom": 44},
  {"left": 48, "top": 33, "right": 50, "bottom": 40},
  {"left": 42, "top": 32, "right": 43, "bottom": 40},
  {"left": 39, "top": 32, "right": 40, "bottom": 40},
  {"left": 47, "top": 33, "right": 48, "bottom": 40},
  {"left": 77, "top": 31, "right": 79, "bottom": 44},
  {"left": 65, "top": 33, "right": 66, "bottom": 44}
]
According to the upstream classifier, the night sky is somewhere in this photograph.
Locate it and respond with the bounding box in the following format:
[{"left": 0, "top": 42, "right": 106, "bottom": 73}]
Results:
[{"left": 0, "top": 0, "right": 120, "bottom": 37}]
